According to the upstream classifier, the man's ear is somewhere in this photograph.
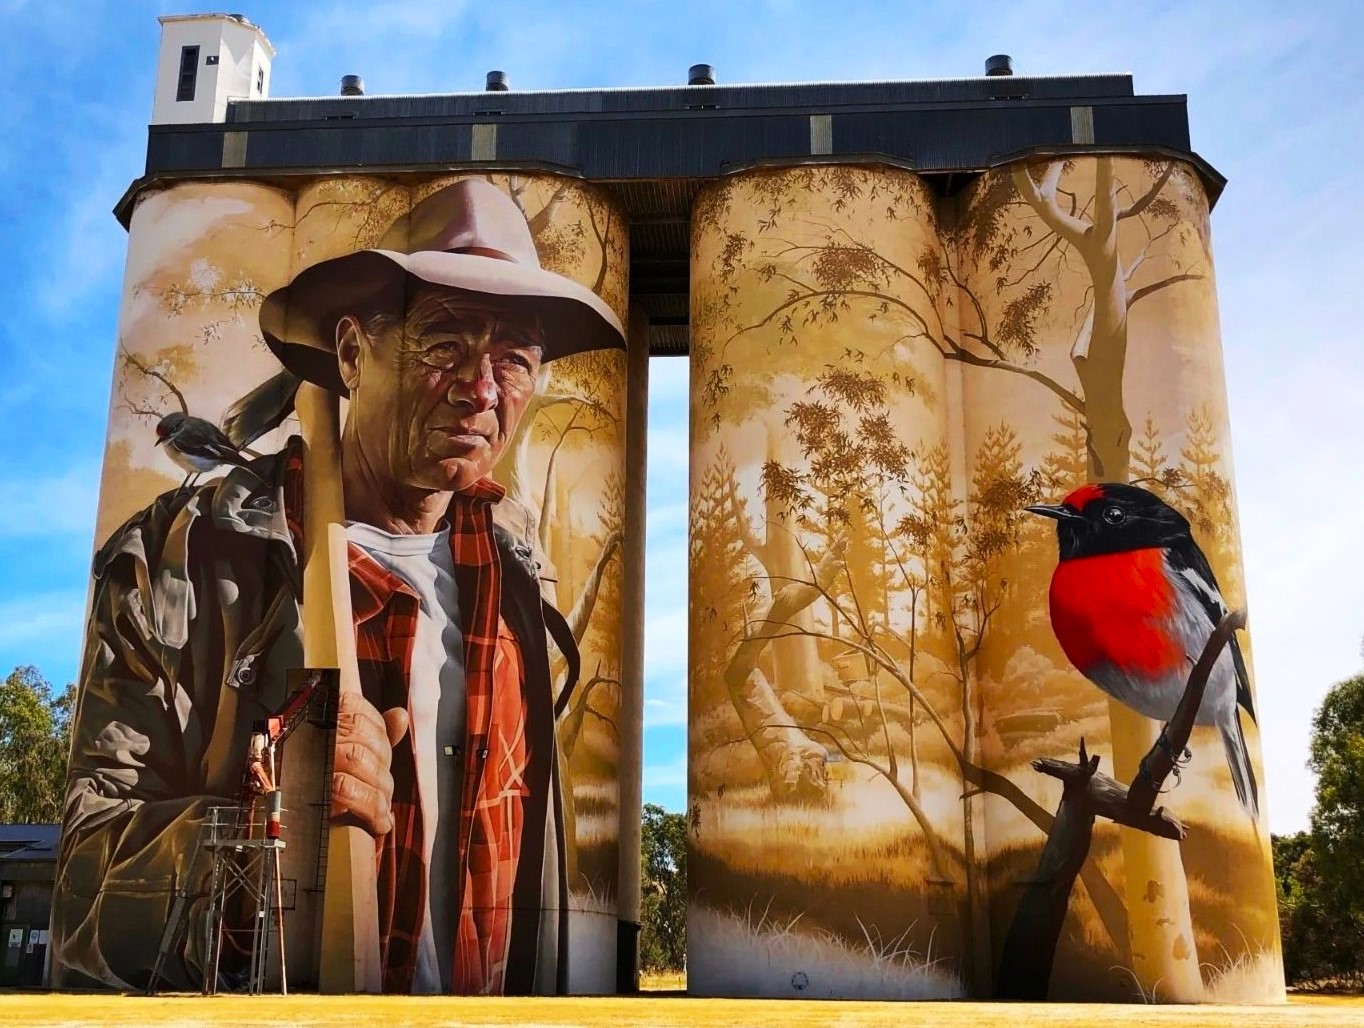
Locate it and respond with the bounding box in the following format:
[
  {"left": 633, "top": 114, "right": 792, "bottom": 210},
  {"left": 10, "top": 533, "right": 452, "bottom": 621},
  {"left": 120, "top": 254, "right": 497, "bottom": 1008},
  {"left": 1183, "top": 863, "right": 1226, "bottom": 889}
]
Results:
[{"left": 336, "top": 315, "right": 365, "bottom": 393}]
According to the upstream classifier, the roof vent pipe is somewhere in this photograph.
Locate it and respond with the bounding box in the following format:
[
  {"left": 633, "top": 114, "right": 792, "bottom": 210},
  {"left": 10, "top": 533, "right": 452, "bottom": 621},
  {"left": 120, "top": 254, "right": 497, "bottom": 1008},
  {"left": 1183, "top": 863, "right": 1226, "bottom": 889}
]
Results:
[
  {"left": 985, "top": 54, "right": 1013, "bottom": 76},
  {"left": 688, "top": 63, "right": 715, "bottom": 85},
  {"left": 485, "top": 70, "right": 509, "bottom": 91},
  {"left": 340, "top": 74, "right": 365, "bottom": 95}
]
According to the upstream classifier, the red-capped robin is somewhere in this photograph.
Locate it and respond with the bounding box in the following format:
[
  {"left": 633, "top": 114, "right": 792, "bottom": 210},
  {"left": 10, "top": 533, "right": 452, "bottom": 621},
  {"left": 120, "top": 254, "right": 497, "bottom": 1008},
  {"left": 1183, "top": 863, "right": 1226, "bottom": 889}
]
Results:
[{"left": 1027, "top": 482, "right": 1259, "bottom": 820}]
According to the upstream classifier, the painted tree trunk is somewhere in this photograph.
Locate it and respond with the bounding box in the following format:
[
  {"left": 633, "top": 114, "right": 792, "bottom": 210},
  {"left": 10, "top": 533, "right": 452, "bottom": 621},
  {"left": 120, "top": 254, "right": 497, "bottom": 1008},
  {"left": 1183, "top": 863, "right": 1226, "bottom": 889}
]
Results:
[
  {"left": 762, "top": 421, "right": 826, "bottom": 705},
  {"left": 958, "top": 640, "right": 991, "bottom": 994}
]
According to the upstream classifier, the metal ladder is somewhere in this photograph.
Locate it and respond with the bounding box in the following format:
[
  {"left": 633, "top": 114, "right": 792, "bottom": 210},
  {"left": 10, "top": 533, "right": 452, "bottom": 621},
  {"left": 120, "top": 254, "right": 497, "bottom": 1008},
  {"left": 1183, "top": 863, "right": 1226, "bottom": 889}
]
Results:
[
  {"left": 308, "top": 683, "right": 339, "bottom": 894},
  {"left": 145, "top": 815, "right": 212, "bottom": 994}
]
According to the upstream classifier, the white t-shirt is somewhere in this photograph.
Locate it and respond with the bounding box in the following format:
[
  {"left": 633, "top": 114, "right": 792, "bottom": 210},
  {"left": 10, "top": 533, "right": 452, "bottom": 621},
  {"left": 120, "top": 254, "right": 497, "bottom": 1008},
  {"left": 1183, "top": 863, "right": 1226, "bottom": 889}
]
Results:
[{"left": 346, "top": 521, "right": 465, "bottom": 994}]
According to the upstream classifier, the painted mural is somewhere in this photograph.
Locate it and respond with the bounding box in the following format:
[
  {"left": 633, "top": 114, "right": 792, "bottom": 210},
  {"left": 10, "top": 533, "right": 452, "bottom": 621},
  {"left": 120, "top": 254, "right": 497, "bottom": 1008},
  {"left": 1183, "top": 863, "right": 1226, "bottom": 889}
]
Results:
[
  {"left": 687, "top": 158, "right": 1282, "bottom": 1002},
  {"left": 52, "top": 173, "right": 631, "bottom": 995}
]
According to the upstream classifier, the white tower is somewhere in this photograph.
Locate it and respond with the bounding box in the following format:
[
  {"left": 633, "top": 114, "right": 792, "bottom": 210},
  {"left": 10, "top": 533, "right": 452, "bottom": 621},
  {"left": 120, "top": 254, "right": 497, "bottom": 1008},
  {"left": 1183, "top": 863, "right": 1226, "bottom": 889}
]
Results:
[{"left": 151, "top": 13, "right": 275, "bottom": 126}]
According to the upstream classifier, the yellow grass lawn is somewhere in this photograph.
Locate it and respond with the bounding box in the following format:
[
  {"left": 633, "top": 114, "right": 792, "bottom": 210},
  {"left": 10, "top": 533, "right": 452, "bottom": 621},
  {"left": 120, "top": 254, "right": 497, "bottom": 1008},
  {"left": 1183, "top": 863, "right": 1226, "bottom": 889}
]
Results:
[{"left": 0, "top": 994, "right": 1360, "bottom": 1027}]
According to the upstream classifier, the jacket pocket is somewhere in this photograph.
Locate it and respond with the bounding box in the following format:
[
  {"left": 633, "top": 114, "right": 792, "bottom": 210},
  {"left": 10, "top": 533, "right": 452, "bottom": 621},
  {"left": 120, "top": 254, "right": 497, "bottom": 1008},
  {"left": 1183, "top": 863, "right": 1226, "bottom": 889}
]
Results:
[{"left": 226, "top": 586, "right": 293, "bottom": 692}]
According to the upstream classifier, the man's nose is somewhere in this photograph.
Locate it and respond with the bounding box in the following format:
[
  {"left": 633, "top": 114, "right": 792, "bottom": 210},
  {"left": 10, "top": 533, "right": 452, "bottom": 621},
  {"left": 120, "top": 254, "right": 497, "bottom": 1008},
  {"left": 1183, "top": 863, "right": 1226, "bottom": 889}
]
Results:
[{"left": 449, "top": 353, "right": 498, "bottom": 412}]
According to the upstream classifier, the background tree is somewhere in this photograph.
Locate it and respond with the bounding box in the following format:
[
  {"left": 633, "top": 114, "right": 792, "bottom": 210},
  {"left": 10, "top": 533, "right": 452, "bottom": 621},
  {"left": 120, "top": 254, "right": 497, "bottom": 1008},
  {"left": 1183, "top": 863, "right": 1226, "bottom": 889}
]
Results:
[
  {"left": 639, "top": 804, "right": 687, "bottom": 973},
  {"left": 1271, "top": 668, "right": 1364, "bottom": 990},
  {"left": 1274, "top": 832, "right": 1364, "bottom": 989},
  {"left": 1308, "top": 671, "right": 1364, "bottom": 919},
  {"left": 0, "top": 666, "right": 75, "bottom": 823}
]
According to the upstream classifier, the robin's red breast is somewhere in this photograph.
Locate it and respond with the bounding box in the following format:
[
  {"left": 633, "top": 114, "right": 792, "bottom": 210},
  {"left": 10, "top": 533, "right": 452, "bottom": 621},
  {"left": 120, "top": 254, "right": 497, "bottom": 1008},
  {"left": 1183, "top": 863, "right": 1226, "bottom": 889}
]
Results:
[{"left": 1027, "top": 482, "right": 1259, "bottom": 820}]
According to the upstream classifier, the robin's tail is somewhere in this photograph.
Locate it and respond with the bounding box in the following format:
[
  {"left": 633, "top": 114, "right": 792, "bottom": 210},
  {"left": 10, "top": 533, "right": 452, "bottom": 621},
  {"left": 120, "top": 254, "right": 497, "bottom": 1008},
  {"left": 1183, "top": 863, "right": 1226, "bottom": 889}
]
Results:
[{"left": 1220, "top": 715, "right": 1260, "bottom": 822}]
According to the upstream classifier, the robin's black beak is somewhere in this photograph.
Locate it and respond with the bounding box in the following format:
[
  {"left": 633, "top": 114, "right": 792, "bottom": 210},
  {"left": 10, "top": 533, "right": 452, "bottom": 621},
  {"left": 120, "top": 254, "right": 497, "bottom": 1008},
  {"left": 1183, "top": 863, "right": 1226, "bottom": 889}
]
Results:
[
  {"left": 1025, "top": 503, "right": 1082, "bottom": 521},
  {"left": 154, "top": 437, "right": 165, "bottom": 446}
]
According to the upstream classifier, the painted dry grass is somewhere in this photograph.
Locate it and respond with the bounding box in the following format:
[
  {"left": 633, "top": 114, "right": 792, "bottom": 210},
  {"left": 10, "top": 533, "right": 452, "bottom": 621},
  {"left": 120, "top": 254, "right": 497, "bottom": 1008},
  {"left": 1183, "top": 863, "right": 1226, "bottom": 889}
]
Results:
[
  {"left": 0, "top": 993, "right": 1360, "bottom": 1027},
  {"left": 687, "top": 904, "right": 962, "bottom": 1000}
]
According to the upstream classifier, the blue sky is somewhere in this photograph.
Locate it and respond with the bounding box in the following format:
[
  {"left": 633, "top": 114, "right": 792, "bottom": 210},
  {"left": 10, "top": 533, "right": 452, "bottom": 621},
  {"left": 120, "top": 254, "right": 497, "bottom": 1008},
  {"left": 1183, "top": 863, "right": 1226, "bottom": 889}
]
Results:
[{"left": 0, "top": 0, "right": 1361, "bottom": 830}]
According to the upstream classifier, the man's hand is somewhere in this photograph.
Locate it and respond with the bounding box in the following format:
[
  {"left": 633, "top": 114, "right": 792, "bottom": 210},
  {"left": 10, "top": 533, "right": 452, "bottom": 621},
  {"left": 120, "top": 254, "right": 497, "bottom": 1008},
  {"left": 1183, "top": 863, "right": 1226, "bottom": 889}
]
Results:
[{"left": 331, "top": 690, "right": 409, "bottom": 836}]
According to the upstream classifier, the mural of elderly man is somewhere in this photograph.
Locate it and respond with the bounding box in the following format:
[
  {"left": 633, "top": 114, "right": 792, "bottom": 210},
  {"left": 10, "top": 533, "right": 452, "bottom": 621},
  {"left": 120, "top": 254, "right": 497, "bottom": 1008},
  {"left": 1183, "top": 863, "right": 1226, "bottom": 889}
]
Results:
[{"left": 52, "top": 179, "right": 625, "bottom": 995}]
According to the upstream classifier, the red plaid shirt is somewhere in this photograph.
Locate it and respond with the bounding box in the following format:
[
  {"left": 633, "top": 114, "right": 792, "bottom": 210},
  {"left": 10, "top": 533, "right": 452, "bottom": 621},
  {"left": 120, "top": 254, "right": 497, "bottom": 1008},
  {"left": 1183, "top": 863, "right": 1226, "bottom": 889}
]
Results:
[{"left": 283, "top": 448, "right": 531, "bottom": 994}]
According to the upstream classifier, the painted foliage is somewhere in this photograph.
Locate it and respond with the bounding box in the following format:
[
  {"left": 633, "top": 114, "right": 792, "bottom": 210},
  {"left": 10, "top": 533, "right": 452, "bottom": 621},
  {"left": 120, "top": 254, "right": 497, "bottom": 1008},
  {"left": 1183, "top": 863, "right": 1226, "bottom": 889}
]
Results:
[
  {"left": 687, "top": 158, "right": 1281, "bottom": 1002},
  {"left": 53, "top": 173, "right": 631, "bottom": 995}
]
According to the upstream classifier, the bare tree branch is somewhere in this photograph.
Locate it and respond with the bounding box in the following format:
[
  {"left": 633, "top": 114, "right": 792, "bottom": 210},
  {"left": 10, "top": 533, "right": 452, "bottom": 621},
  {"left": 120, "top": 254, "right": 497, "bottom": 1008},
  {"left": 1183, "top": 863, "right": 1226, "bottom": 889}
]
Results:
[
  {"left": 996, "top": 608, "right": 1246, "bottom": 999},
  {"left": 1011, "top": 164, "right": 1091, "bottom": 248},
  {"left": 1117, "top": 161, "right": 1175, "bottom": 221},
  {"left": 566, "top": 531, "right": 623, "bottom": 645},
  {"left": 749, "top": 596, "right": 1128, "bottom": 949},
  {"left": 939, "top": 345, "right": 1086, "bottom": 415},
  {"left": 722, "top": 543, "right": 846, "bottom": 801},
  {"left": 770, "top": 719, "right": 953, "bottom": 881},
  {"left": 121, "top": 349, "right": 188, "bottom": 415},
  {"left": 528, "top": 182, "right": 573, "bottom": 238},
  {"left": 1129, "top": 609, "right": 1247, "bottom": 813},
  {"left": 559, "top": 668, "right": 621, "bottom": 758},
  {"left": 1127, "top": 273, "right": 1204, "bottom": 309}
]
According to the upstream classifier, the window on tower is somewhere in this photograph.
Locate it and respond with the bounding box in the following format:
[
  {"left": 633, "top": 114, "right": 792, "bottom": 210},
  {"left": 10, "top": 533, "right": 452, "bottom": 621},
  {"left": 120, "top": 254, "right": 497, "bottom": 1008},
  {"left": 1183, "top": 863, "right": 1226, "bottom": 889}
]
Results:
[{"left": 176, "top": 45, "right": 200, "bottom": 102}]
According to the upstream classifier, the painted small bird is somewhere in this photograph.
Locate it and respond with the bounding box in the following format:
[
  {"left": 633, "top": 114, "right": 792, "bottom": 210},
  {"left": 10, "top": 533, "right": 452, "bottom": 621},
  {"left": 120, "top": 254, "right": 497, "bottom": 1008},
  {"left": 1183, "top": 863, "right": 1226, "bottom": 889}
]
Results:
[
  {"left": 1027, "top": 482, "right": 1259, "bottom": 820},
  {"left": 155, "top": 411, "right": 263, "bottom": 490}
]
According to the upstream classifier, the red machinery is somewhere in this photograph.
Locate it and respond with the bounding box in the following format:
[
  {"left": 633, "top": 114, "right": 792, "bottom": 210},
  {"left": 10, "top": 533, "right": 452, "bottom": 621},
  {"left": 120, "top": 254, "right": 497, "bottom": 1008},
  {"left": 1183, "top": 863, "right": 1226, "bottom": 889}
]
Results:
[{"left": 241, "top": 669, "right": 331, "bottom": 839}]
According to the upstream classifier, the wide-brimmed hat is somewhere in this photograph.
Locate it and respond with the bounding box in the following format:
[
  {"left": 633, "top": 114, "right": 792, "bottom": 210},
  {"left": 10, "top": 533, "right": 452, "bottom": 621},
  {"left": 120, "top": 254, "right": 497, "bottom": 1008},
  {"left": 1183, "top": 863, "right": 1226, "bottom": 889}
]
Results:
[{"left": 259, "top": 178, "right": 624, "bottom": 395}]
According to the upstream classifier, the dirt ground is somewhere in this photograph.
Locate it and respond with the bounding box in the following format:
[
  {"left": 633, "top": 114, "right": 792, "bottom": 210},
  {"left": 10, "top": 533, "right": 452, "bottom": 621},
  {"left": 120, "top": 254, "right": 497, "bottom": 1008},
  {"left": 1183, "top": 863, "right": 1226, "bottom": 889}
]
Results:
[{"left": 0, "top": 993, "right": 1359, "bottom": 1027}]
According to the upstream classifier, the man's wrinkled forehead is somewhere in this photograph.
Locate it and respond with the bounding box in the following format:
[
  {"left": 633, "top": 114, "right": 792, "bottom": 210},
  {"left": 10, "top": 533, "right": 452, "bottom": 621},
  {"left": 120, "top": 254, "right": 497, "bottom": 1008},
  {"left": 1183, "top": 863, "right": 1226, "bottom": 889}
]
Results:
[{"left": 399, "top": 285, "right": 545, "bottom": 340}]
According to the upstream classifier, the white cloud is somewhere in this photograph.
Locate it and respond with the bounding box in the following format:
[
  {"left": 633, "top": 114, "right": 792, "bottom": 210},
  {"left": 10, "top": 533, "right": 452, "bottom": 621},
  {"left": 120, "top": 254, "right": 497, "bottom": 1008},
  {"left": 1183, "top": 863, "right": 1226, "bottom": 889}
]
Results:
[{"left": 31, "top": 102, "right": 145, "bottom": 327}]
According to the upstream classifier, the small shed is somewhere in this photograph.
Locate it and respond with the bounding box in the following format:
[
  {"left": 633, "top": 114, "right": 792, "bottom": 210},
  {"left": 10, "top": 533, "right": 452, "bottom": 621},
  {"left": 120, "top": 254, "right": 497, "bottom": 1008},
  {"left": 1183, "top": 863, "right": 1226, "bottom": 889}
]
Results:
[{"left": 0, "top": 824, "right": 60, "bottom": 988}]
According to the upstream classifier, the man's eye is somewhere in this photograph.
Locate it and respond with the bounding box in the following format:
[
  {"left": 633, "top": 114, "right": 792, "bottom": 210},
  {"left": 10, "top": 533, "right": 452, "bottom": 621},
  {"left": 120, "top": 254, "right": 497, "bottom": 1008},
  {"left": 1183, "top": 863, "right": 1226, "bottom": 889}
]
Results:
[
  {"left": 496, "top": 351, "right": 536, "bottom": 373},
  {"left": 419, "top": 343, "right": 462, "bottom": 368}
]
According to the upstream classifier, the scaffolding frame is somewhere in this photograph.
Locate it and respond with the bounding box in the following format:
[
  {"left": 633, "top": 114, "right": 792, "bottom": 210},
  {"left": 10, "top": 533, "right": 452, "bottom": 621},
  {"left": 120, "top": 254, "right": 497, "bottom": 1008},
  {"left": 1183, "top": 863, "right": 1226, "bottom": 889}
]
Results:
[
  {"left": 199, "top": 804, "right": 289, "bottom": 996},
  {"left": 145, "top": 670, "right": 334, "bottom": 996},
  {"left": 146, "top": 803, "right": 289, "bottom": 996}
]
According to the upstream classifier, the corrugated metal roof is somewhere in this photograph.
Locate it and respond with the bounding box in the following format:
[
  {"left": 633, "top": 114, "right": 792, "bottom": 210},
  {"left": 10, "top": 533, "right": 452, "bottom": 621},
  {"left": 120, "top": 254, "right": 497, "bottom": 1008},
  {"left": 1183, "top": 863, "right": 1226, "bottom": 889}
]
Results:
[{"left": 0, "top": 824, "right": 60, "bottom": 858}]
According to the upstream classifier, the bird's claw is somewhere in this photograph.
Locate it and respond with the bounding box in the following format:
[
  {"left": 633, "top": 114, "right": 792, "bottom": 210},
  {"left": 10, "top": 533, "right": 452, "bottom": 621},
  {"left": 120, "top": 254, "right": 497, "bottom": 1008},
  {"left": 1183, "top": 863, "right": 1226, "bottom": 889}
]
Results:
[{"left": 1156, "top": 723, "right": 1192, "bottom": 768}]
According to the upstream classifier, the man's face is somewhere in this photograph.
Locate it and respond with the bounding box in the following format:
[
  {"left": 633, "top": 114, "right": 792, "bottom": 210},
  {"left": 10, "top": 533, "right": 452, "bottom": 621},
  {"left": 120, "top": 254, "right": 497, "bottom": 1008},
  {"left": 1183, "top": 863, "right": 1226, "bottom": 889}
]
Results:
[{"left": 338, "top": 286, "right": 545, "bottom": 495}]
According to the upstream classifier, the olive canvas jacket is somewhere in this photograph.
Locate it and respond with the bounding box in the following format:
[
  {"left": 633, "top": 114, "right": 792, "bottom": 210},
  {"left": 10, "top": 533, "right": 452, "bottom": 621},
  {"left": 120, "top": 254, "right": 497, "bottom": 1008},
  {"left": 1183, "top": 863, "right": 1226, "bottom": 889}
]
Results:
[{"left": 51, "top": 437, "right": 578, "bottom": 994}]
